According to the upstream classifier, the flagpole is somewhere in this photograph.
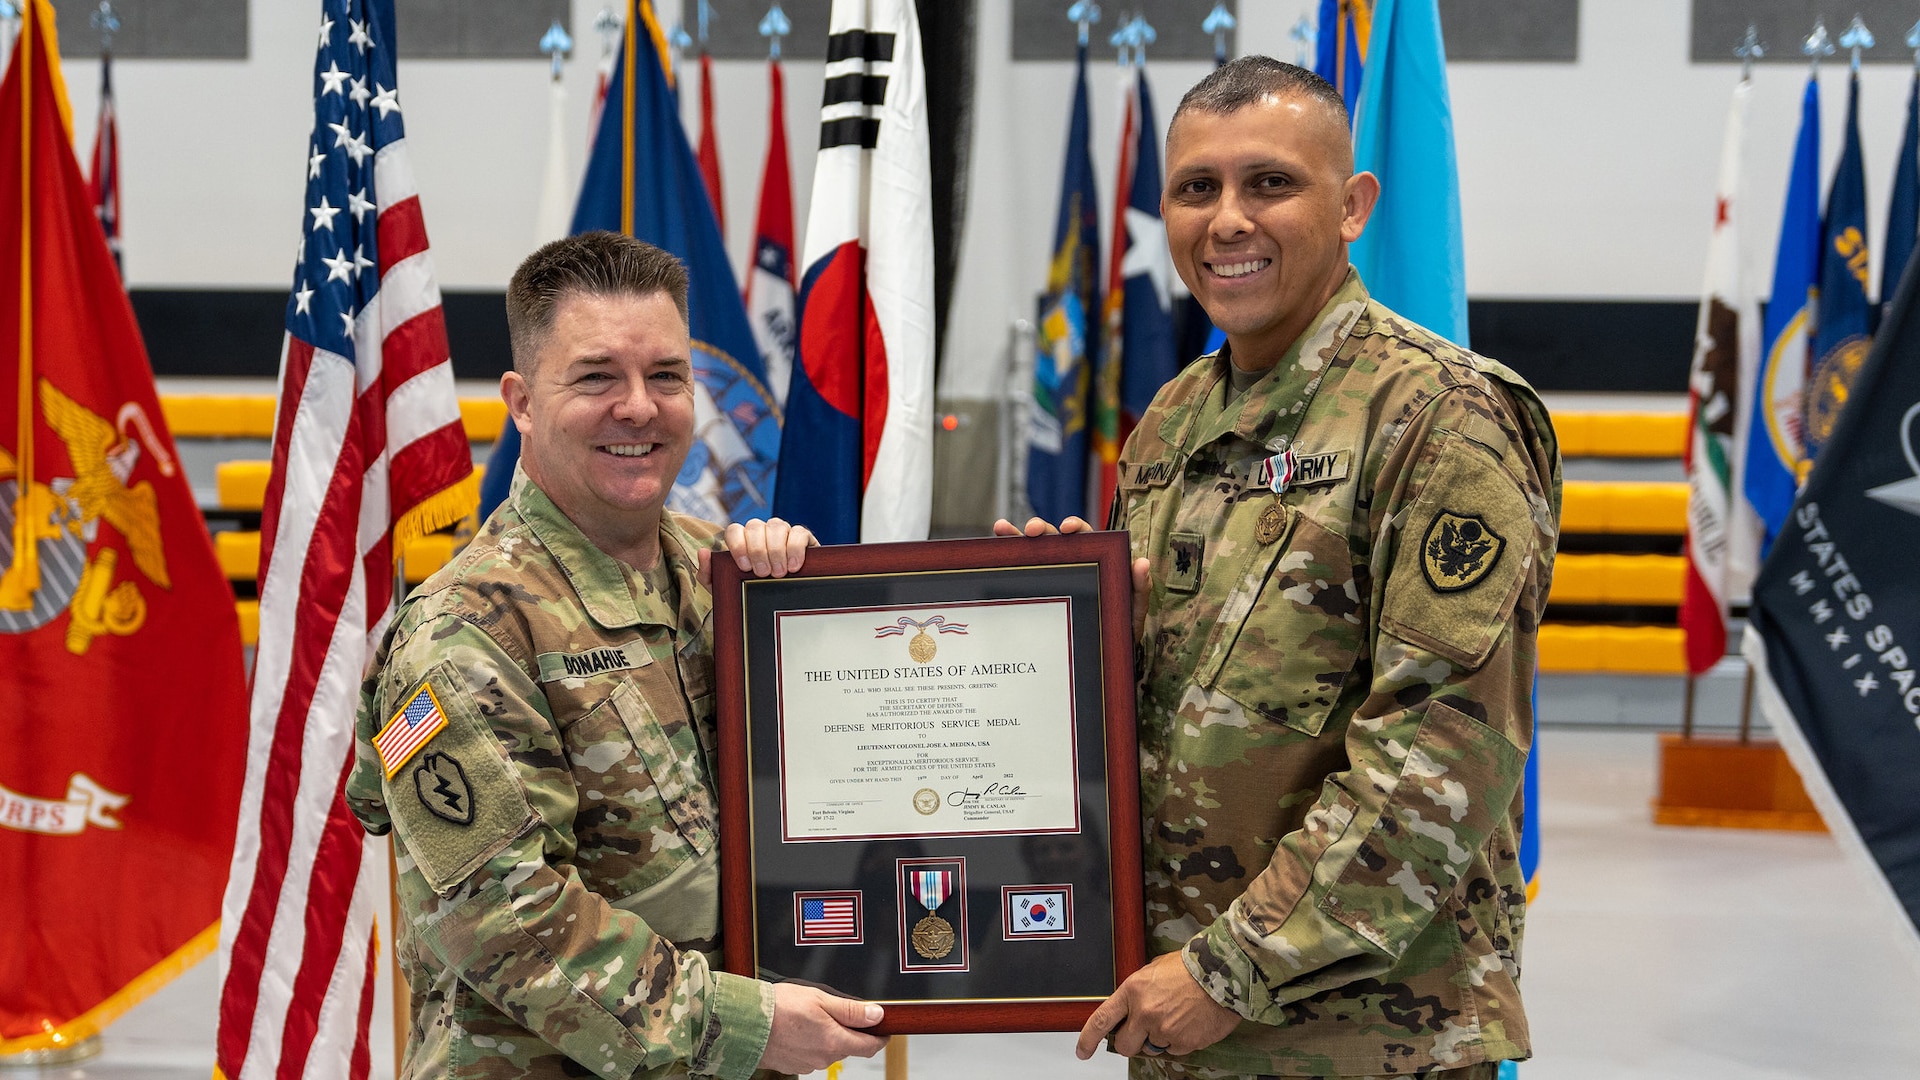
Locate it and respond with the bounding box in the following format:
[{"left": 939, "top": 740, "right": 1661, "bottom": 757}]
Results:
[{"left": 0, "top": 0, "right": 37, "bottom": 612}]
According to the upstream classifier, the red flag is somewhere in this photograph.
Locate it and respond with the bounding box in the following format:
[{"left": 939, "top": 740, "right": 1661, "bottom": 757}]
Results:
[
  {"left": 745, "top": 56, "right": 796, "bottom": 405},
  {"left": 0, "top": 0, "right": 248, "bottom": 1052},
  {"left": 697, "top": 50, "right": 725, "bottom": 234}
]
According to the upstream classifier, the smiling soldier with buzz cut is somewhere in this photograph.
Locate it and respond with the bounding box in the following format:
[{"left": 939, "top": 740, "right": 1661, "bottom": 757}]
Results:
[
  {"left": 1000, "top": 57, "right": 1561, "bottom": 1079},
  {"left": 346, "top": 231, "right": 887, "bottom": 1080}
]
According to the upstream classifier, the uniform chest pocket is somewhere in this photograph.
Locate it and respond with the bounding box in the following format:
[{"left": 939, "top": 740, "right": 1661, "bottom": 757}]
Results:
[
  {"left": 608, "top": 679, "right": 718, "bottom": 858},
  {"left": 1207, "top": 509, "right": 1365, "bottom": 738}
]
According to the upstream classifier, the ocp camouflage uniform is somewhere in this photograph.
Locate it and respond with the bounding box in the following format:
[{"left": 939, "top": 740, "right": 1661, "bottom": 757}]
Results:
[
  {"left": 1110, "top": 269, "right": 1559, "bottom": 1078},
  {"left": 345, "top": 474, "right": 775, "bottom": 1080}
]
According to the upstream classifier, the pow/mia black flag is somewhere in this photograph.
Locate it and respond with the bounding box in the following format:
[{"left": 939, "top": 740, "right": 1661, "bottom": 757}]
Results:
[{"left": 1745, "top": 250, "right": 1920, "bottom": 950}]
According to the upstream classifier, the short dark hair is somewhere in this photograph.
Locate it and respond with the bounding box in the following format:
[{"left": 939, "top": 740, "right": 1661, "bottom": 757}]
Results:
[
  {"left": 1171, "top": 55, "right": 1349, "bottom": 133},
  {"left": 505, "top": 231, "right": 691, "bottom": 373}
]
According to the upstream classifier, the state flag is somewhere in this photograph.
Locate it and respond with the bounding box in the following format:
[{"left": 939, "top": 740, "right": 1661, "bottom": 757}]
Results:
[
  {"left": 1746, "top": 75, "right": 1821, "bottom": 553},
  {"left": 1026, "top": 40, "right": 1099, "bottom": 526},
  {"left": 1807, "top": 70, "right": 1873, "bottom": 466},
  {"left": 1680, "top": 77, "right": 1757, "bottom": 676}
]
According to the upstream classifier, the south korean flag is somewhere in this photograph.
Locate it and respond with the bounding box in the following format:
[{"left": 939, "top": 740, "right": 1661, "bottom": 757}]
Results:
[{"left": 1003, "top": 885, "right": 1071, "bottom": 940}]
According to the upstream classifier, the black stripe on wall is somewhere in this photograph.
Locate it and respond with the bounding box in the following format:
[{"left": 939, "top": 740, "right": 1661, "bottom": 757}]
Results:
[
  {"left": 132, "top": 290, "right": 514, "bottom": 381},
  {"left": 131, "top": 290, "right": 1695, "bottom": 394}
]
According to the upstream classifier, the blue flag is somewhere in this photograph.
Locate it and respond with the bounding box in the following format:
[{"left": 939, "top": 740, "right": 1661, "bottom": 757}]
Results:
[
  {"left": 482, "top": 1, "right": 780, "bottom": 526},
  {"left": 1118, "top": 72, "right": 1177, "bottom": 429},
  {"left": 1745, "top": 75, "right": 1821, "bottom": 553},
  {"left": 1883, "top": 71, "right": 1919, "bottom": 327},
  {"left": 1745, "top": 200, "right": 1920, "bottom": 953},
  {"left": 1026, "top": 43, "right": 1101, "bottom": 525},
  {"left": 1313, "top": 0, "right": 1370, "bottom": 121},
  {"left": 1808, "top": 72, "right": 1873, "bottom": 466},
  {"left": 1348, "top": 0, "right": 1467, "bottom": 346}
]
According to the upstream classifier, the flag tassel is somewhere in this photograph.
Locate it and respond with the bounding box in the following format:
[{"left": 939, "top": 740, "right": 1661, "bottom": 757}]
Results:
[{"left": 390, "top": 471, "right": 480, "bottom": 562}]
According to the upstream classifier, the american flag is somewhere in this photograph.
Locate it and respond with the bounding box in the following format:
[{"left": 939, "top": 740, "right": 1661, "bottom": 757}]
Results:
[
  {"left": 797, "top": 892, "right": 861, "bottom": 943},
  {"left": 371, "top": 683, "right": 449, "bottom": 778},
  {"left": 214, "top": 2, "right": 474, "bottom": 1078}
]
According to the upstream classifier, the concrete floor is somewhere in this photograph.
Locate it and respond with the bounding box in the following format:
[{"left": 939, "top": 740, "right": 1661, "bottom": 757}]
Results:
[{"left": 12, "top": 725, "right": 1920, "bottom": 1079}]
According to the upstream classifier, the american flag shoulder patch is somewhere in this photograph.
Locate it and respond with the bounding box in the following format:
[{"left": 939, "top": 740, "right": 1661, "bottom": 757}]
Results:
[{"left": 374, "top": 680, "right": 451, "bottom": 778}]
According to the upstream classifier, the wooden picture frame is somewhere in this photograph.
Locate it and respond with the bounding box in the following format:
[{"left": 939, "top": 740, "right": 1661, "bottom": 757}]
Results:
[{"left": 713, "top": 532, "right": 1144, "bottom": 1035}]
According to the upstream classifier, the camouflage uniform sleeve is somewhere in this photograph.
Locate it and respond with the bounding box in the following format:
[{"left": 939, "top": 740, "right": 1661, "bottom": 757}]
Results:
[
  {"left": 362, "top": 610, "right": 775, "bottom": 1080},
  {"left": 1183, "top": 383, "right": 1552, "bottom": 1023}
]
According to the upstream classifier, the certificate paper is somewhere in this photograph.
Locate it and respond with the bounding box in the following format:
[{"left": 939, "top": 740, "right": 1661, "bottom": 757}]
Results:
[{"left": 774, "top": 598, "right": 1081, "bottom": 842}]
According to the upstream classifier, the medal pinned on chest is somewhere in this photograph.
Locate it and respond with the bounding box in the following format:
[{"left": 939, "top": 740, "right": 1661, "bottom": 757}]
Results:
[{"left": 1251, "top": 449, "right": 1302, "bottom": 546}]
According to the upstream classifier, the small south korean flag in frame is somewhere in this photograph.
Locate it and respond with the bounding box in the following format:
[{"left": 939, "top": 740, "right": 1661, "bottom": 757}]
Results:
[{"left": 1002, "top": 883, "right": 1073, "bottom": 940}]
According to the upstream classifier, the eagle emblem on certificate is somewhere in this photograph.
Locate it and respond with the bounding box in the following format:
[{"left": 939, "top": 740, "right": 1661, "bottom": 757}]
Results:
[{"left": 874, "top": 613, "right": 969, "bottom": 664}]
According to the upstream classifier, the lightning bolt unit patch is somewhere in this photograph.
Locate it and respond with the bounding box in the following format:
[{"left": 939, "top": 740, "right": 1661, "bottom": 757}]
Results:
[{"left": 412, "top": 751, "right": 473, "bottom": 826}]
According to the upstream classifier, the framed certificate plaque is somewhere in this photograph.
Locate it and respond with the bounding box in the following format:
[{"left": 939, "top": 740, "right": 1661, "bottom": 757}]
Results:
[{"left": 713, "top": 532, "right": 1145, "bottom": 1034}]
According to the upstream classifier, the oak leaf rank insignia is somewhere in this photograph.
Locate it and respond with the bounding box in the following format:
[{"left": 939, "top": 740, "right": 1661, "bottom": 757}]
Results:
[{"left": 1421, "top": 510, "right": 1505, "bottom": 592}]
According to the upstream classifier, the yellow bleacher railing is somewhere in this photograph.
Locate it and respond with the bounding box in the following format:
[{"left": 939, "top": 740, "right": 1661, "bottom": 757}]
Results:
[{"left": 161, "top": 394, "right": 507, "bottom": 443}]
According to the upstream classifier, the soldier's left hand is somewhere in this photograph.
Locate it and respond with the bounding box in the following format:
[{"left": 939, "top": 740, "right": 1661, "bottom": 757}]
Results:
[
  {"left": 1074, "top": 952, "right": 1240, "bottom": 1060},
  {"left": 700, "top": 517, "right": 817, "bottom": 584}
]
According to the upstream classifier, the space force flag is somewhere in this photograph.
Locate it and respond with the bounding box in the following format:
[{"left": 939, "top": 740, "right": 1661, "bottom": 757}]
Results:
[
  {"left": 772, "top": 0, "right": 935, "bottom": 544},
  {"left": 574, "top": 1, "right": 781, "bottom": 524},
  {"left": 0, "top": 0, "right": 248, "bottom": 1051},
  {"left": 1026, "top": 41, "right": 1100, "bottom": 526},
  {"left": 1747, "top": 75, "right": 1821, "bottom": 552},
  {"left": 1744, "top": 201, "right": 1920, "bottom": 957},
  {"left": 1680, "top": 78, "right": 1757, "bottom": 675},
  {"left": 1808, "top": 71, "right": 1873, "bottom": 465}
]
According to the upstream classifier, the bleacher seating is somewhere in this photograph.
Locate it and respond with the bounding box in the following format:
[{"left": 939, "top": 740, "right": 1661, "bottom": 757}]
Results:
[{"left": 170, "top": 393, "right": 1695, "bottom": 667}]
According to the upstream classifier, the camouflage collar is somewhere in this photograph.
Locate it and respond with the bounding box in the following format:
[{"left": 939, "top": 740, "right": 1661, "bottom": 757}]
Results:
[
  {"left": 511, "top": 472, "right": 703, "bottom": 632},
  {"left": 1167, "top": 267, "right": 1371, "bottom": 455}
]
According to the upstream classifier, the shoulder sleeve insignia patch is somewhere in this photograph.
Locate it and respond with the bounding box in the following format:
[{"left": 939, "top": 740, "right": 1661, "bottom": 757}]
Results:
[
  {"left": 375, "top": 659, "right": 536, "bottom": 892},
  {"left": 374, "top": 682, "right": 450, "bottom": 778},
  {"left": 413, "top": 752, "right": 474, "bottom": 825},
  {"left": 1421, "top": 511, "right": 1506, "bottom": 592}
]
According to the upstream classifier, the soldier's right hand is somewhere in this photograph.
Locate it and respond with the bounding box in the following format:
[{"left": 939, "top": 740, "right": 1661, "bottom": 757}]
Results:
[
  {"left": 758, "top": 983, "right": 887, "bottom": 1075},
  {"left": 992, "top": 518, "right": 1151, "bottom": 633}
]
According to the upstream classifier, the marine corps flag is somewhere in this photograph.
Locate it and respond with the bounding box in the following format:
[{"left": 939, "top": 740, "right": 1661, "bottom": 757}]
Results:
[
  {"left": 1744, "top": 197, "right": 1920, "bottom": 952},
  {"left": 0, "top": 0, "right": 248, "bottom": 1051}
]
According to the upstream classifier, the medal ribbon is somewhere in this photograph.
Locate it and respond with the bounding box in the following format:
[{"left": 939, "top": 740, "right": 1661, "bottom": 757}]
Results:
[
  {"left": 1257, "top": 448, "right": 1298, "bottom": 493},
  {"left": 910, "top": 869, "right": 952, "bottom": 912}
]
